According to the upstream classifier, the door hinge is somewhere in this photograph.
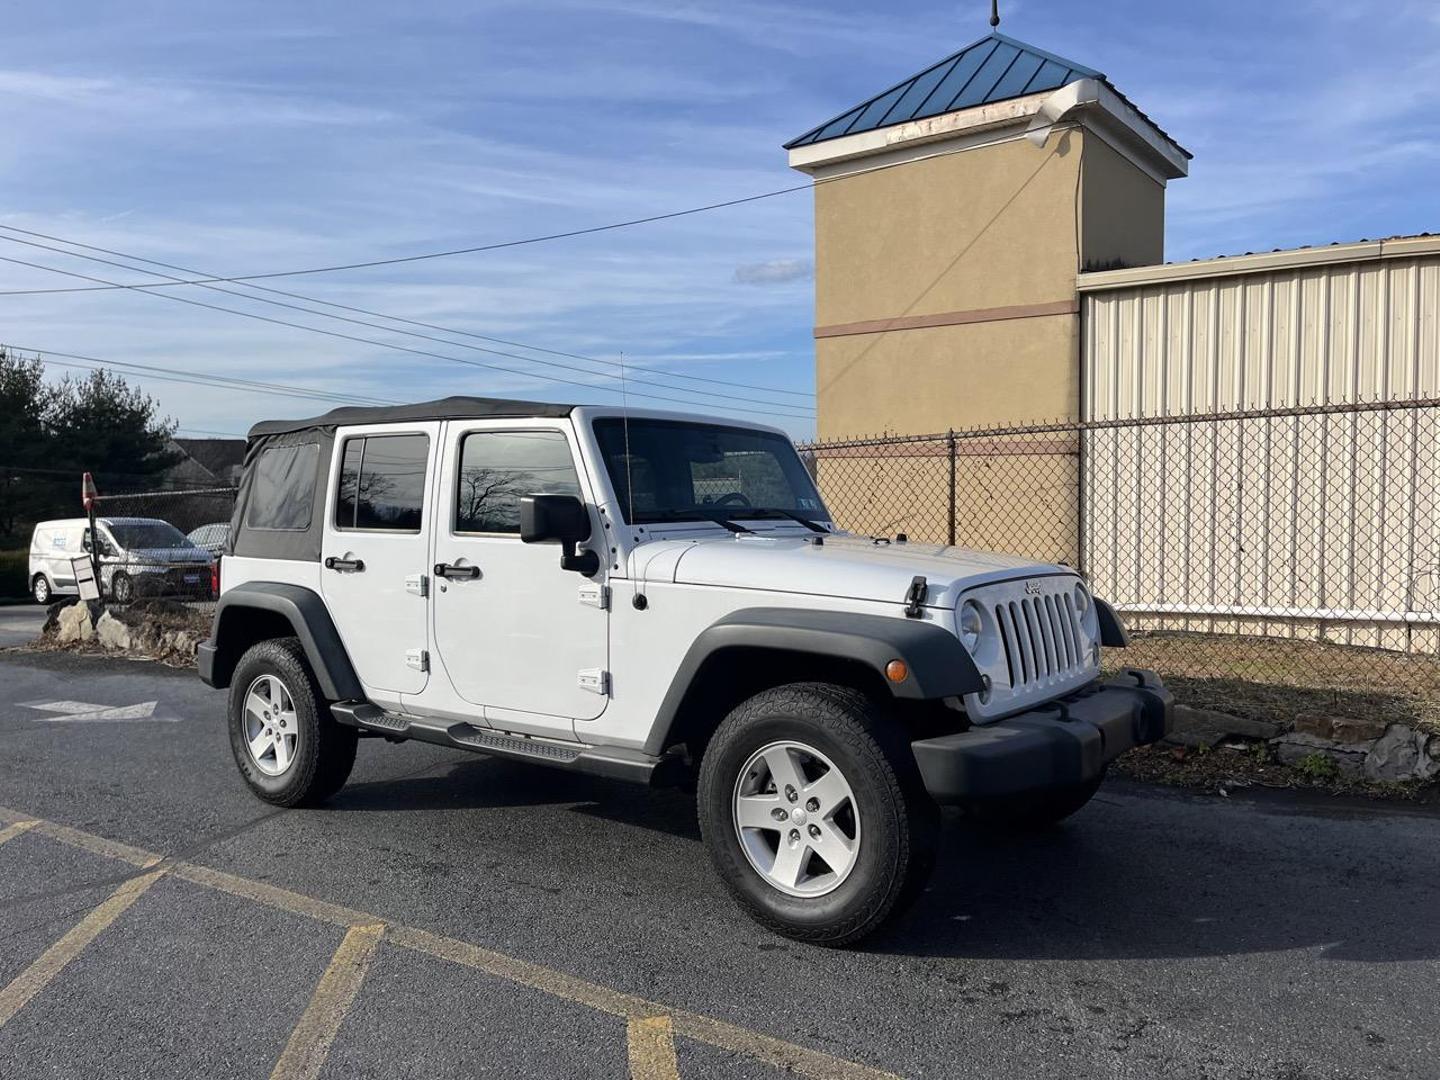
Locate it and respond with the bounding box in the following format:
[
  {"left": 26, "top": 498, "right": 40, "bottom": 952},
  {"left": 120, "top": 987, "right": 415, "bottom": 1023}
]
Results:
[
  {"left": 577, "top": 582, "right": 610, "bottom": 609},
  {"left": 405, "top": 573, "right": 428, "bottom": 597},
  {"left": 406, "top": 648, "right": 429, "bottom": 672},
  {"left": 577, "top": 668, "right": 610, "bottom": 695}
]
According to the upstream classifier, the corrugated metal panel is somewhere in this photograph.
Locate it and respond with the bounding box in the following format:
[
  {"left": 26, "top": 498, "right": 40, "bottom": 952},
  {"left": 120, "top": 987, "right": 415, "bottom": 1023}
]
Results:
[
  {"left": 1081, "top": 253, "right": 1440, "bottom": 654},
  {"left": 1085, "top": 256, "right": 1440, "bottom": 417}
]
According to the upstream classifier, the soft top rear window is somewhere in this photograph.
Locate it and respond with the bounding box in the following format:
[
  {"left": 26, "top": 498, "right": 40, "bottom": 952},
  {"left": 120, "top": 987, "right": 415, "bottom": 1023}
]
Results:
[{"left": 246, "top": 443, "right": 320, "bottom": 531}]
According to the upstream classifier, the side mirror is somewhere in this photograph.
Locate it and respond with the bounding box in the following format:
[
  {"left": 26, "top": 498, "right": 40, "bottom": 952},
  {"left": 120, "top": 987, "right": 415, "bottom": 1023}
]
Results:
[{"left": 519, "top": 494, "right": 600, "bottom": 576}]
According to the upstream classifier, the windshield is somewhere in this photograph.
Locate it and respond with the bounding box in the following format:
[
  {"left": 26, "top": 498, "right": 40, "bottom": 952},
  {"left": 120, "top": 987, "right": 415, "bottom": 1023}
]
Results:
[
  {"left": 104, "top": 521, "right": 196, "bottom": 550},
  {"left": 593, "top": 418, "right": 829, "bottom": 526}
]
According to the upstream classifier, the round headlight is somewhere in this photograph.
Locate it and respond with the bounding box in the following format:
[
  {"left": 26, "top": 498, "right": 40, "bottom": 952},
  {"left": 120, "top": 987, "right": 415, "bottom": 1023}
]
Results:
[
  {"left": 959, "top": 600, "right": 983, "bottom": 653},
  {"left": 1073, "top": 583, "right": 1090, "bottom": 614}
]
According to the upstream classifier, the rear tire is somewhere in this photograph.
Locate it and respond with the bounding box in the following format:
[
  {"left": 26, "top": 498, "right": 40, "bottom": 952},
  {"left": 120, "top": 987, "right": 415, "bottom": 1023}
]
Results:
[
  {"left": 697, "top": 682, "right": 938, "bottom": 947},
  {"left": 228, "top": 637, "right": 357, "bottom": 807},
  {"left": 965, "top": 770, "right": 1106, "bottom": 830},
  {"left": 31, "top": 575, "right": 51, "bottom": 605}
]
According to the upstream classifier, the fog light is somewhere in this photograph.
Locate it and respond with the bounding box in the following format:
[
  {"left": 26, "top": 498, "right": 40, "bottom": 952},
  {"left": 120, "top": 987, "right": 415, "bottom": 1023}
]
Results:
[
  {"left": 978, "top": 673, "right": 992, "bottom": 704},
  {"left": 885, "top": 659, "right": 909, "bottom": 683}
]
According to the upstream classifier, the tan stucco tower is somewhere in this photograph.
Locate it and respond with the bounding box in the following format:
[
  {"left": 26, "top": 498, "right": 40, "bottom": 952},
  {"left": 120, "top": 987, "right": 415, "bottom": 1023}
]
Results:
[{"left": 787, "top": 32, "right": 1190, "bottom": 438}]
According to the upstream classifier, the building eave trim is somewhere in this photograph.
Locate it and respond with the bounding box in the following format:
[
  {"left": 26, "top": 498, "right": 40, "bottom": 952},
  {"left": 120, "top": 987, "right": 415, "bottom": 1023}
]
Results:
[
  {"left": 788, "top": 81, "right": 1187, "bottom": 180},
  {"left": 1077, "top": 235, "right": 1440, "bottom": 292}
]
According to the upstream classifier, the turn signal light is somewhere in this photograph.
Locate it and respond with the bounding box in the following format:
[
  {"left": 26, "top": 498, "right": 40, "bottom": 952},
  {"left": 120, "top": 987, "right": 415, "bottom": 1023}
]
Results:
[{"left": 885, "top": 659, "right": 908, "bottom": 683}]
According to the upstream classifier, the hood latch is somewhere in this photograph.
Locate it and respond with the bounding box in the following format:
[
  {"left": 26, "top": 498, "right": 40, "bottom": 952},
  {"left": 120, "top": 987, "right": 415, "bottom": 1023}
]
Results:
[{"left": 903, "top": 576, "right": 928, "bottom": 618}]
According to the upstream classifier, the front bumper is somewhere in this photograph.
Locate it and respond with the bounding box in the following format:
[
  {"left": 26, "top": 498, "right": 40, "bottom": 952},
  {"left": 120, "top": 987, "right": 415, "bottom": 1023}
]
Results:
[{"left": 911, "top": 668, "right": 1172, "bottom": 802}]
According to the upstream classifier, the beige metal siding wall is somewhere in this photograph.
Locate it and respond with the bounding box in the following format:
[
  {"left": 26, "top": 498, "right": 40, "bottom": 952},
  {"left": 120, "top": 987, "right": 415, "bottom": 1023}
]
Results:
[{"left": 1079, "top": 248, "right": 1440, "bottom": 654}]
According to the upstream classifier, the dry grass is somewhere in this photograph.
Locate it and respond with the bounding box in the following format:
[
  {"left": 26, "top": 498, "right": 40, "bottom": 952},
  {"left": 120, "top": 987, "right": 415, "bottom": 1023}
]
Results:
[{"left": 1107, "top": 630, "right": 1440, "bottom": 732}]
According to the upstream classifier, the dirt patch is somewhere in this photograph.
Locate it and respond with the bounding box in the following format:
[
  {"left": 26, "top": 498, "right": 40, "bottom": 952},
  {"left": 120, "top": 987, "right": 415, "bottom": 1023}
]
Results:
[
  {"left": 1113, "top": 741, "right": 1440, "bottom": 804},
  {"left": 33, "top": 598, "right": 209, "bottom": 668},
  {"left": 1110, "top": 631, "right": 1440, "bottom": 733}
]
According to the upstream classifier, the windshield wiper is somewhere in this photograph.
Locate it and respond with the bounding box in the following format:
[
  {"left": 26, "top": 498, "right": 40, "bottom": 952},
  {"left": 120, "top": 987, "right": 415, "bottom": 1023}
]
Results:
[
  {"left": 657, "top": 508, "right": 755, "bottom": 534},
  {"left": 747, "top": 507, "right": 829, "bottom": 534}
]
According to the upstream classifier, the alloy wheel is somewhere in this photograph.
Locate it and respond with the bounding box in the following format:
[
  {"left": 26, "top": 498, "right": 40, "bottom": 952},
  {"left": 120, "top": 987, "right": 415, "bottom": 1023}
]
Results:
[
  {"left": 243, "top": 674, "right": 301, "bottom": 777},
  {"left": 732, "top": 740, "right": 861, "bottom": 898}
]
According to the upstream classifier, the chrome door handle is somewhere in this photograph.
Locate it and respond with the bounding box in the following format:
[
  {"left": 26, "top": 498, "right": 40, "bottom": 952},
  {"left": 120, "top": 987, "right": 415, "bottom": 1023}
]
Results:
[{"left": 324, "top": 556, "right": 365, "bottom": 572}]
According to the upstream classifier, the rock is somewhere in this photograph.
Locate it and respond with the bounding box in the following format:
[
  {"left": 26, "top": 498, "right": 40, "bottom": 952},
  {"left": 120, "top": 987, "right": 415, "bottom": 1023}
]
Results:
[
  {"left": 95, "top": 611, "right": 132, "bottom": 651},
  {"left": 1272, "top": 732, "right": 1372, "bottom": 776},
  {"left": 1364, "top": 725, "right": 1440, "bottom": 782},
  {"left": 1165, "top": 705, "right": 1280, "bottom": 749},
  {"left": 42, "top": 599, "right": 78, "bottom": 638},
  {"left": 55, "top": 602, "right": 94, "bottom": 645},
  {"left": 1293, "top": 714, "right": 1334, "bottom": 737},
  {"left": 1330, "top": 716, "right": 1392, "bottom": 743},
  {"left": 1294, "top": 714, "right": 1390, "bottom": 743},
  {"left": 169, "top": 630, "right": 200, "bottom": 658}
]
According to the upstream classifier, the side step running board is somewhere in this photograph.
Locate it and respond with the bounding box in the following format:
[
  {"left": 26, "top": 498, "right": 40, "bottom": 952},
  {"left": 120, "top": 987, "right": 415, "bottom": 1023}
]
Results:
[{"left": 328, "top": 701, "right": 686, "bottom": 787}]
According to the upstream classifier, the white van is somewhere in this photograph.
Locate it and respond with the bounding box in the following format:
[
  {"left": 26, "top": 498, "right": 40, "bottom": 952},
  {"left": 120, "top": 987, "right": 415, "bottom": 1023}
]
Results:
[{"left": 28, "top": 517, "right": 215, "bottom": 604}]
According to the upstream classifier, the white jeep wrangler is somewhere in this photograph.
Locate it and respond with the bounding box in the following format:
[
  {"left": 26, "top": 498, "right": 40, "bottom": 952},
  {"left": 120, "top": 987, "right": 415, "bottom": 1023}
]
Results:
[{"left": 199, "top": 397, "right": 1170, "bottom": 945}]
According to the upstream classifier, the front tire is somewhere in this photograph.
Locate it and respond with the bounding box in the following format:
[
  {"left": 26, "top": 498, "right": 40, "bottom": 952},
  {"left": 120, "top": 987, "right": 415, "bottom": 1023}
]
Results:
[
  {"left": 227, "top": 637, "right": 357, "bottom": 807},
  {"left": 31, "top": 575, "right": 51, "bottom": 605},
  {"left": 698, "top": 682, "right": 938, "bottom": 946}
]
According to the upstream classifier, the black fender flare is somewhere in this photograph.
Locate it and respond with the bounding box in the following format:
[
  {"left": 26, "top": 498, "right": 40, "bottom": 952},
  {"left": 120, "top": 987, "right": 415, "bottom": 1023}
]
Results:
[
  {"left": 644, "top": 607, "right": 983, "bottom": 755},
  {"left": 1094, "top": 598, "right": 1130, "bottom": 647},
  {"left": 200, "top": 582, "right": 363, "bottom": 701}
]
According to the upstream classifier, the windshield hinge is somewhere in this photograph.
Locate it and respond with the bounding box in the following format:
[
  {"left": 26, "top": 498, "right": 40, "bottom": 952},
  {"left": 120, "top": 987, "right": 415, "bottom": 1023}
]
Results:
[{"left": 903, "top": 576, "right": 928, "bottom": 618}]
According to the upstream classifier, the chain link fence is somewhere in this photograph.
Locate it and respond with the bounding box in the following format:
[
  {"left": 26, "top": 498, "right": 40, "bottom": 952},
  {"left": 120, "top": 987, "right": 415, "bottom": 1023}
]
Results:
[
  {"left": 84, "top": 487, "right": 237, "bottom": 612},
  {"left": 802, "top": 398, "right": 1440, "bottom": 728}
]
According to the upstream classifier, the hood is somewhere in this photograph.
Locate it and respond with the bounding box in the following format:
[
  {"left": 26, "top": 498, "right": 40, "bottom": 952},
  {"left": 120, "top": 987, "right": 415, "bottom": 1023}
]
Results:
[
  {"left": 122, "top": 547, "right": 213, "bottom": 566},
  {"left": 666, "top": 532, "right": 1070, "bottom": 609}
]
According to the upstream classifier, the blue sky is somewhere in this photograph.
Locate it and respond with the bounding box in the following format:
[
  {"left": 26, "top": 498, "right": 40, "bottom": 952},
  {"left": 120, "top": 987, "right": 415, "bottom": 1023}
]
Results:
[{"left": 2, "top": 0, "right": 1438, "bottom": 441}]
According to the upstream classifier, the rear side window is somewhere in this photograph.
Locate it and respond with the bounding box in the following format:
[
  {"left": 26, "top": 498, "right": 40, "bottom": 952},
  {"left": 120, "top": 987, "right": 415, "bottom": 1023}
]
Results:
[
  {"left": 246, "top": 444, "right": 320, "bottom": 531},
  {"left": 455, "top": 430, "right": 581, "bottom": 534},
  {"left": 336, "top": 433, "right": 430, "bottom": 531}
]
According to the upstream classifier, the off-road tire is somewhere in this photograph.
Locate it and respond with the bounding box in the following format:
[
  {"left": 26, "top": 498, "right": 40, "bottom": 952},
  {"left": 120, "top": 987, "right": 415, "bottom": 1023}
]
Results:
[
  {"left": 110, "top": 572, "right": 133, "bottom": 604},
  {"left": 228, "top": 637, "right": 357, "bottom": 807},
  {"left": 31, "top": 574, "right": 51, "bottom": 605},
  {"left": 697, "top": 682, "right": 938, "bottom": 947},
  {"left": 964, "top": 770, "right": 1106, "bottom": 830}
]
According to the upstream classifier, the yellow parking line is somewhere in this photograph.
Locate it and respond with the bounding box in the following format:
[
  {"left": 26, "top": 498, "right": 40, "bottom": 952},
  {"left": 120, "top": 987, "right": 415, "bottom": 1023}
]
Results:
[
  {"left": 0, "top": 820, "right": 38, "bottom": 846},
  {"left": 269, "top": 923, "right": 385, "bottom": 1080},
  {"left": 0, "top": 806, "right": 901, "bottom": 1080},
  {"left": 0, "top": 860, "right": 167, "bottom": 1029},
  {"left": 628, "top": 1015, "right": 681, "bottom": 1080}
]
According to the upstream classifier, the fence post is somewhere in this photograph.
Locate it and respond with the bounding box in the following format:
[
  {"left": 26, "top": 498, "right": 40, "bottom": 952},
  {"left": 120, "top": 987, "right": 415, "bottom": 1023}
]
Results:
[{"left": 946, "top": 429, "right": 957, "bottom": 547}]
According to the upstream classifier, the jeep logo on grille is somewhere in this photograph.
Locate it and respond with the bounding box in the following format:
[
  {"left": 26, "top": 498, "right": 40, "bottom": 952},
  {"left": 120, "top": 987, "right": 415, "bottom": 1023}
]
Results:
[{"left": 1023, "top": 580, "right": 1042, "bottom": 595}]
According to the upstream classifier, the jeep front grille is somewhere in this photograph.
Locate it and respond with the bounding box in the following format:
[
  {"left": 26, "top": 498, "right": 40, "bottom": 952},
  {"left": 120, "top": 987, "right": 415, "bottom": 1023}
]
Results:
[
  {"left": 961, "top": 575, "right": 1099, "bottom": 719},
  {"left": 995, "top": 592, "right": 1084, "bottom": 688}
]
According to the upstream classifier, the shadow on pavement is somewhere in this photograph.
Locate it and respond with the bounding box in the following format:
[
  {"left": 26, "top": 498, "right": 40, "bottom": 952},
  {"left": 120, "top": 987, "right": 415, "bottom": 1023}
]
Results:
[{"left": 329, "top": 756, "right": 1440, "bottom": 964}]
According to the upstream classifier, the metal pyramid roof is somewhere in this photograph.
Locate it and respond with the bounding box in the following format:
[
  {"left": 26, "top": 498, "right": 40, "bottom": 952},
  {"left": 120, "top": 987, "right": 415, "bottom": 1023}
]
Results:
[{"left": 785, "top": 32, "right": 1103, "bottom": 150}]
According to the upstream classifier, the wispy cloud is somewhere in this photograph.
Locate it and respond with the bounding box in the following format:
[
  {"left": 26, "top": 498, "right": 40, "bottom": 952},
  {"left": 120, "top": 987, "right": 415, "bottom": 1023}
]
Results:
[
  {"left": 1, "top": 0, "right": 1438, "bottom": 440},
  {"left": 733, "top": 258, "right": 812, "bottom": 285}
]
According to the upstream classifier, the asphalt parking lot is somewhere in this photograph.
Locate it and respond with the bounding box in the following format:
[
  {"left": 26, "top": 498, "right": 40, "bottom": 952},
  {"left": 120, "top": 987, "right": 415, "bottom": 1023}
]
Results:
[
  {"left": 1, "top": 646, "right": 1438, "bottom": 1079},
  {"left": 0, "top": 607, "right": 45, "bottom": 648}
]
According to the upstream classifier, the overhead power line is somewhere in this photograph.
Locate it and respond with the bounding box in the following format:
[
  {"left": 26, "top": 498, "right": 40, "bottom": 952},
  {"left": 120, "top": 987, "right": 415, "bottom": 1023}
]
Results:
[
  {"left": 0, "top": 254, "right": 814, "bottom": 421},
  {"left": 0, "top": 228, "right": 814, "bottom": 409},
  {"left": 0, "top": 185, "right": 814, "bottom": 291},
  {"left": 7, "top": 343, "right": 401, "bottom": 409},
  {"left": 0, "top": 224, "right": 813, "bottom": 401}
]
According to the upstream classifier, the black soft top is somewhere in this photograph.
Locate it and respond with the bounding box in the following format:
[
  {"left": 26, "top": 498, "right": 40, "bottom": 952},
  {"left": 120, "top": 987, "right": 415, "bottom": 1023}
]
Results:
[{"left": 247, "top": 395, "right": 575, "bottom": 438}]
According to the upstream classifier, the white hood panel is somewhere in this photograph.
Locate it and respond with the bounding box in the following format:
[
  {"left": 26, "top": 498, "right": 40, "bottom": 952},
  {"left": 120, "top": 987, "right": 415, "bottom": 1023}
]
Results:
[{"left": 666, "top": 532, "right": 1069, "bottom": 608}]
